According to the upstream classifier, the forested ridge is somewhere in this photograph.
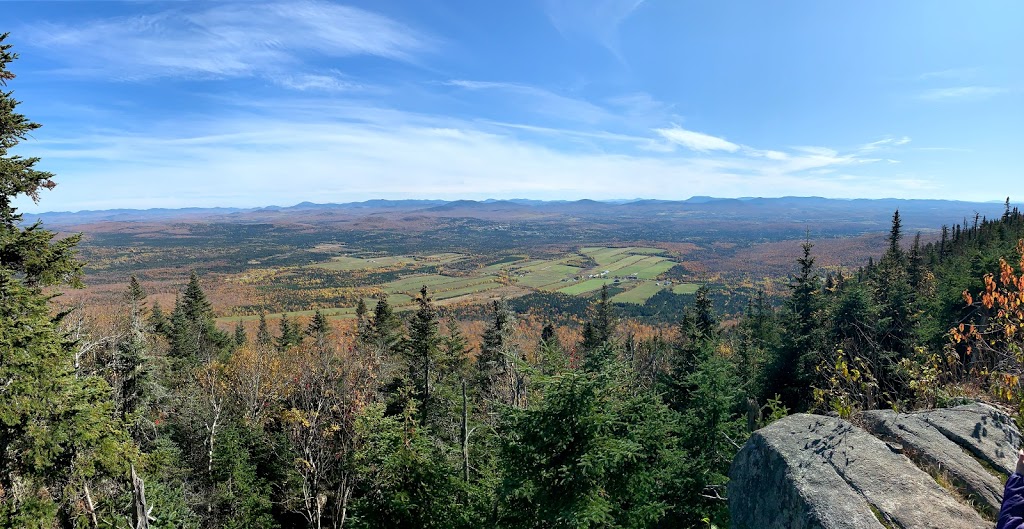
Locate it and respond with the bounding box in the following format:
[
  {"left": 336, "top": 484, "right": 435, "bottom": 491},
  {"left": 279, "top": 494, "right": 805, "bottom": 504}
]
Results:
[{"left": 5, "top": 34, "right": 1024, "bottom": 529}]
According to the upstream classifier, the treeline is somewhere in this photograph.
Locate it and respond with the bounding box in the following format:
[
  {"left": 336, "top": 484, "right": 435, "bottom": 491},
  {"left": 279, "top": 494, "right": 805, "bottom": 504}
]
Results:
[{"left": 8, "top": 264, "right": 767, "bottom": 527}]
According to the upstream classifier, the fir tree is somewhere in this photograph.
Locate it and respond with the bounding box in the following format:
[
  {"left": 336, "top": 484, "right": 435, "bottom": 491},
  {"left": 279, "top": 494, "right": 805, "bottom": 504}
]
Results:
[
  {"left": 114, "top": 276, "right": 154, "bottom": 438},
  {"left": 169, "top": 271, "right": 228, "bottom": 364},
  {"left": 306, "top": 309, "right": 331, "bottom": 349},
  {"left": 149, "top": 300, "right": 170, "bottom": 337},
  {"left": 766, "top": 239, "right": 822, "bottom": 410},
  {"left": 365, "top": 293, "right": 405, "bottom": 360},
  {"left": 233, "top": 321, "right": 247, "bottom": 347},
  {"left": 440, "top": 317, "right": 471, "bottom": 380},
  {"left": 274, "top": 313, "right": 303, "bottom": 351},
  {"left": 408, "top": 287, "right": 441, "bottom": 426},
  {"left": 255, "top": 310, "right": 271, "bottom": 347},
  {"left": 476, "top": 300, "right": 526, "bottom": 409},
  {"left": 580, "top": 283, "right": 615, "bottom": 354},
  {"left": 538, "top": 323, "right": 568, "bottom": 376},
  {"left": 0, "top": 35, "right": 132, "bottom": 525}
]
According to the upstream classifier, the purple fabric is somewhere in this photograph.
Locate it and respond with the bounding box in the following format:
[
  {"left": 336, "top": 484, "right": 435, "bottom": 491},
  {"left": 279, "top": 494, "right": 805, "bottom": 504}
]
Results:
[{"left": 998, "top": 472, "right": 1024, "bottom": 529}]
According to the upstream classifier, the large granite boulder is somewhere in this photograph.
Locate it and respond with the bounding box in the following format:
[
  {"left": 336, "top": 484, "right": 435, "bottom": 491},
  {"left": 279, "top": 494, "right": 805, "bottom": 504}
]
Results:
[
  {"left": 728, "top": 403, "right": 1019, "bottom": 528},
  {"left": 861, "top": 402, "right": 1020, "bottom": 517}
]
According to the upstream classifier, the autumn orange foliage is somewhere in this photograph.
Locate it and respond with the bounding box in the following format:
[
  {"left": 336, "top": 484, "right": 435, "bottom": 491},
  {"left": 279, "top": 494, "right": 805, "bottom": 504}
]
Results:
[{"left": 951, "top": 240, "right": 1024, "bottom": 402}]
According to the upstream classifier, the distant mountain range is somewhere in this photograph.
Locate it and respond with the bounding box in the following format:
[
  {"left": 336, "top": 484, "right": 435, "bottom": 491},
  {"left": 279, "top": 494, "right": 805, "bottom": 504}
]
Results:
[{"left": 24, "top": 197, "right": 1010, "bottom": 234}]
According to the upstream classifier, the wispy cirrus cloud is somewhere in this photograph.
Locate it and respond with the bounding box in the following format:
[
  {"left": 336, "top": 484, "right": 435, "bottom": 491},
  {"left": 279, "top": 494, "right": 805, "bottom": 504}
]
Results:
[
  {"left": 917, "top": 67, "right": 979, "bottom": 81},
  {"left": 859, "top": 136, "right": 911, "bottom": 152},
  {"left": 24, "top": 1, "right": 433, "bottom": 81},
  {"left": 654, "top": 125, "right": 739, "bottom": 153},
  {"left": 918, "top": 86, "right": 1007, "bottom": 101},
  {"left": 542, "top": 0, "right": 645, "bottom": 58},
  {"left": 444, "top": 80, "right": 615, "bottom": 124},
  {"left": 275, "top": 72, "right": 365, "bottom": 92}
]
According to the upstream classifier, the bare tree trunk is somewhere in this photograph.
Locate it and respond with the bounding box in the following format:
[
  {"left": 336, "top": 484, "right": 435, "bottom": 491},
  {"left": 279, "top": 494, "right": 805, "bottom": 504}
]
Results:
[
  {"left": 338, "top": 478, "right": 351, "bottom": 529},
  {"left": 205, "top": 388, "right": 222, "bottom": 515},
  {"left": 462, "top": 379, "right": 470, "bottom": 483},
  {"left": 83, "top": 483, "right": 98, "bottom": 529},
  {"left": 131, "top": 464, "right": 150, "bottom": 529}
]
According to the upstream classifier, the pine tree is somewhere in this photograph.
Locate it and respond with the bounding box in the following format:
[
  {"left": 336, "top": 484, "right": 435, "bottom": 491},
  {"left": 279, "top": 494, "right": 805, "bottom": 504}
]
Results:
[
  {"left": 233, "top": 321, "right": 247, "bottom": 347},
  {"left": 169, "top": 271, "right": 228, "bottom": 364},
  {"left": 306, "top": 309, "right": 331, "bottom": 349},
  {"left": 476, "top": 300, "right": 527, "bottom": 409},
  {"left": 408, "top": 287, "right": 440, "bottom": 426},
  {"left": 275, "top": 313, "right": 302, "bottom": 351},
  {"left": 114, "top": 276, "right": 154, "bottom": 440},
  {"left": 0, "top": 35, "right": 132, "bottom": 525},
  {"left": 255, "top": 310, "right": 271, "bottom": 347},
  {"left": 580, "top": 284, "right": 615, "bottom": 354}
]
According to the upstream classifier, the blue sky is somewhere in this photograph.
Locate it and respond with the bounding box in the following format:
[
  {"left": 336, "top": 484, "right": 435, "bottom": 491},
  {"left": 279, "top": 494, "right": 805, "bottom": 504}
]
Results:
[{"left": 6, "top": 0, "right": 1023, "bottom": 211}]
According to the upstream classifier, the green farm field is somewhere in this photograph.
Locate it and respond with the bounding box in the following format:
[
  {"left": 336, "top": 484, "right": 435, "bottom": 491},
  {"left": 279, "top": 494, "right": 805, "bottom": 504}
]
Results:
[
  {"left": 216, "top": 245, "right": 696, "bottom": 323},
  {"left": 611, "top": 281, "right": 668, "bottom": 304}
]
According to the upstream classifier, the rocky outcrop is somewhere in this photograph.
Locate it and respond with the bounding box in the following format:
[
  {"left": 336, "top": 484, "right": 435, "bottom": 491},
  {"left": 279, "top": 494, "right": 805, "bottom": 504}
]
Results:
[
  {"left": 729, "top": 403, "right": 1020, "bottom": 528},
  {"left": 861, "top": 403, "right": 1019, "bottom": 517}
]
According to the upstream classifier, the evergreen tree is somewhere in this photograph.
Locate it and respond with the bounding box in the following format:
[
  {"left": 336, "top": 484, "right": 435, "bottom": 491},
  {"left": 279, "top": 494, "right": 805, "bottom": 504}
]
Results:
[
  {"left": 475, "top": 300, "right": 527, "bottom": 409},
  {"left": 365, "top": 293, "right": 405, "bottom": 360},
  {"left": 233, "top": 321, "right": 247, "bottom": 347},
  {"left": 0, "top": 35, "right": 133, "bottom": 525},
  {"left": 579, "top": 284, "right": 615, "bottom": 354},
  {"left": 766, "top": 239, "right": 822, "bottom": 410},
  {"left": 306, "top": 309, "right": 330, "bottom": 340},
  {"left": 499, "top": 354, "right": 680, "bottom": 528},
  {"left": 736, "top": 291, "right": 779, "bottom": 401},
  {"left": 868, "top": 210, "right": 919, "bottom": 401},
  {"left": 408, "top": 287, "right": 441, "bottom": 426},
  {"left": 169, "top": 271, "right": 228, "bottom": 365},
  {"left": 274, "top": 313, "right": 302, "bottom": 351},
  {"left": 114, "top": 276, "right": 156, "bottom": 442},
  {"left": 355, "top": 297, "right": 369, "bottom": 337},
  {"left": 440, "top": 317, "right": 471, "bottom": 380},
  {"left": 537, "top": 323, "right": 568, "bottom": 376},
  {"left": 255, "top": 310, "right": 271, "bottom": 347},
  {"left": 663, "top": 285, "right": 720, "bottom": 411}
]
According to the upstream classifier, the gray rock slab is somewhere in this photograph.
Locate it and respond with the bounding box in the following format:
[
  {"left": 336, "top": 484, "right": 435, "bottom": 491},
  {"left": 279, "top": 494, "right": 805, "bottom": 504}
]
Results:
[
  {"left": 919, "top": 402, "right": 1020, "bottom": 475},
  {"left": 730, "top": 414, "right": 883, "bottom": 529},
  {"left": 862, "top": 407, "right": 1006, "bottom": 514},
  {"left": 729, "top": 413, "right": 987, "bottom": 529}
]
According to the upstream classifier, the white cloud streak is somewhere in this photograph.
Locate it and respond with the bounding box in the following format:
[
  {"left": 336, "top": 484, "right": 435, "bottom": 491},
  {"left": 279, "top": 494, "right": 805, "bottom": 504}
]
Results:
[
  {"left": 542, "top": 0, "right": 645, "bottom": 58},
  {"left": 919, "top": 86, "right": 1007, "bottom": 101},
  {"left": 24, "top": 1, "right": 432, "bottom": 81},
  {"left": 444, "top": 80, "right": 614, "bottom": 124},
  {"left": 654, "top": 126, "right": 740, "bottom": 153}
]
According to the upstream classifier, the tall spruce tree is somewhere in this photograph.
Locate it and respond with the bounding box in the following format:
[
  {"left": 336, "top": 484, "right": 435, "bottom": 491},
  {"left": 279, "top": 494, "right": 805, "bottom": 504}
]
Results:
[
  {"left": 767, "top": 239, "right": 822, "bottom": 410},
  {"left": 233, "top": 321, "right": 247, "bottom": 347},
  {"left": 274, "top": 313, "right": 302, "bottom": 351},
  {"left": 114, "top": 276, "right": 155, "bottom": 440},
  {"left": 169, "top": 271, "right": 228, "bottom": 365},
  {"left": 255, "top": 310, "right": 271, "bottom": 347},
  {"left": 476, "top": 300, "right": 527, "bottom": 409},
  {"left": 407, "top": 287, "right": 441, "bottom": 426},
  {"left": 580, "top": 284, "right": 615, "bottom": 355},
  {"left": 0, "top": 35, "right": 132, "bottom": 526}
]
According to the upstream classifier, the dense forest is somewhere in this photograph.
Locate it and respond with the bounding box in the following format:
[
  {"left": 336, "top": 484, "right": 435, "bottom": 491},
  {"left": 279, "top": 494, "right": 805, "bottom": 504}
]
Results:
[{"left": 4, "top": 34, "right": 1024, "bottom": 529}]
